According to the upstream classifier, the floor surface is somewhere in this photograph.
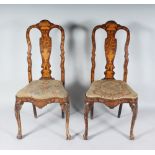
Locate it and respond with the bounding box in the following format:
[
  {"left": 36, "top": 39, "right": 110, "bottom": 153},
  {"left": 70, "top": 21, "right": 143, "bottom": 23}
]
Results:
[{"left": 0, "top": 95, "right": 155, "bottom": 149}]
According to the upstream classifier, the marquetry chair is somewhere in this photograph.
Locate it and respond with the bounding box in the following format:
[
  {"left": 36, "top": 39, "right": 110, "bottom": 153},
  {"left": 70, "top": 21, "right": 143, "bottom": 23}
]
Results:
[
  {"left": 15, "top": 20, "right": 71, "bottom": 140},
  {"left": 83, "top": 21, "right": 138, "bottom": 140}
]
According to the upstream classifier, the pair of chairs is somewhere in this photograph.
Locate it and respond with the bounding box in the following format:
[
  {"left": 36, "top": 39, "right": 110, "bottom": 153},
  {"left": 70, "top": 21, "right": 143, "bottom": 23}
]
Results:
[{"left": 15, "top": 20, "right": 138, "bottom": 140}]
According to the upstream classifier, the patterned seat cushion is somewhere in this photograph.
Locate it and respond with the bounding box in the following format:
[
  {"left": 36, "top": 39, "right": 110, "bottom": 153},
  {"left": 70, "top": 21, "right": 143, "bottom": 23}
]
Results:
[
  {"left": 16, "top": 80, "right": 68, "bottom": 100},
  {"left": 86, "top": 80, "right": 137, "bottom": 100}
]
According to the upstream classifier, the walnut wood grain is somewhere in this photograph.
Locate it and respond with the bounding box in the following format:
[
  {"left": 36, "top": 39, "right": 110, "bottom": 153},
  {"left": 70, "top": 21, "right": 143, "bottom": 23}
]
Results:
[
  {"left": 91, "top": 20, "right": 130, "bottom": 82},
  {"left": 16, "top": 96, "right": 69, "bottom": 109},
  {"left": 26, "top": 20, "right": 65, "bottom": 84},
  {"left": 84, "top": 21, "right": 138, "bottom": 140},
  {"left": 85, "top": 96, "right": 137, "bottom": 109},
  {"left": 15, "top": 20, "right": 70, "bottom": 140}
]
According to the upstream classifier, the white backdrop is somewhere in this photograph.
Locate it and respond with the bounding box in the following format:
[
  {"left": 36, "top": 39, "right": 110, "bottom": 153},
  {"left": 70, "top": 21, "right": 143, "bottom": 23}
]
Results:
[{"left": 0, "top": 4, "right": 155, "bottom": 149}]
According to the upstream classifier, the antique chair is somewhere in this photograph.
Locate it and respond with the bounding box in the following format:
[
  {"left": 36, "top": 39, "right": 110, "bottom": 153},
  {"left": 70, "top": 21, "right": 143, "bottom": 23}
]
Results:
[
  {"left": 15, "top": 20, "right": 71, "bottom": 140},
  {"left": 83, "top": 21, "right": 138, "bottom": 140}
]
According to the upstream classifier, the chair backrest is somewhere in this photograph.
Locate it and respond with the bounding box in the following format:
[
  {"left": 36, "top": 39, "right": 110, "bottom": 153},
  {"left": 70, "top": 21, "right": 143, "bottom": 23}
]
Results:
[
  {"left": 26, "top": 20, "right": 65, "bottom": 85},
  {"left": 91, "top": 20, "right": 130, "bottom": 83}
]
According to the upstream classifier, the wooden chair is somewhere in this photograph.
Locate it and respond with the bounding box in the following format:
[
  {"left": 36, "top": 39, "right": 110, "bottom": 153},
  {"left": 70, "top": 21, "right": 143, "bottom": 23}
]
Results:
[
  {"left": 15, "top": 20, "right": 71, "bottom": 140},
  {"left": 83, "top": 21, "right": 138, "bottom": 140}
]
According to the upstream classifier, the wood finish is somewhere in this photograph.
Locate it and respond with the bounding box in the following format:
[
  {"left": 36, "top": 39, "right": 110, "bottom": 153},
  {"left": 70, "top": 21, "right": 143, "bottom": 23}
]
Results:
[
  {"left": 84, "top": 21, "right": 138, "bottom": 140},
  {"left": 26, "top": 20, "right": 65, "bottom": 83},
  {"left": 91, "top": 21, "right": 130, "bottom": 82},
  {"left": 15, "top": 20, "right": 71, "bottom": 140}
]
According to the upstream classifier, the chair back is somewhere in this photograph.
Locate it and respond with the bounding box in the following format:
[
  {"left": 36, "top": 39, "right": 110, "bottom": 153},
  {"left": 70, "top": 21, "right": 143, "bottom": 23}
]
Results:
[
  {"left": 26, "top": 20, "right": 65, "bottom": 85},
  {"left": 91, "top": 20, "right": 130, "bottom": 83}
]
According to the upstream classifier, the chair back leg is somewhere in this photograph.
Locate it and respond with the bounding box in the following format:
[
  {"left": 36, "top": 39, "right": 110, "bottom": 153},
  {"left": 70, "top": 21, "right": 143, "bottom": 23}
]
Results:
[
  {"left": 118, "top": 104, "right": 123, "bottom": 118},
  {"left": 90, "top": 103, "right": 94, "bottom": 119},
  {"left": 32, "top": 104, "right": 37, "bottom": 118},
  {"left": 62, "top": 110, "right": 65, "bottom": 118}
]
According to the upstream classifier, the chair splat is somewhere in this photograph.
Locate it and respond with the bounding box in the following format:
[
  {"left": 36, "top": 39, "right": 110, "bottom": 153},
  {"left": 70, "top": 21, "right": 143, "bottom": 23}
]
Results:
[
  {"left": 39, "top": 27, "right": 52, "bottom": 79},
  {"left": 26, "top": 20, "right": 65, "bottom": 84},
  {"left": 91, "top": 20, "right": 130, "bottom": 82}
]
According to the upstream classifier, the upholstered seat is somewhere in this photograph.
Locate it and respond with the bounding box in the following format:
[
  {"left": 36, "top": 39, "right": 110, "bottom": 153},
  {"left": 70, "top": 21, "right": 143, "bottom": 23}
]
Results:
[
  {"left": 83, "top": 21, "right": 138, "bottom": 141},
  {"left": 15, "top": 20, "right": 71, "bottom": 140},
  {"left": 86, "top": 80, "right": 137, "bottom": 100},
  {"left": 16, "top": 80, "right": 68, "bottom": 100}
]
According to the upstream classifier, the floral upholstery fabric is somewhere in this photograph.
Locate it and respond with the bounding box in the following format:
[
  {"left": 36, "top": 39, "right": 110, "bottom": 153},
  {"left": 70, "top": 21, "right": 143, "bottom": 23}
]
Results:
[
  {"left": 86, "top": 80, "right": 137, "bottom": 100},
  {"left": 16, "top": 80, "right": 68, "bottom": 99}
]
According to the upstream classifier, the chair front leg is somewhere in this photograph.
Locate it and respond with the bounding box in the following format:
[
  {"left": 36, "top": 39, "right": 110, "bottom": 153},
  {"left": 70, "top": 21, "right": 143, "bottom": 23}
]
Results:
[
  {"left": 129, "top": 102, "right": 138, "bottom": 140},
  {"left": 62, "top": 102, "right": 71, "bottom": 140},
  {"left": 83, "top": 102, "right": 92, "bottom": 140},
  {"left": 32, "top": 104, "right": 37, "bottom": 118},
  {"left": 15, "top": 101, "right": 23, "bottom": 139}
]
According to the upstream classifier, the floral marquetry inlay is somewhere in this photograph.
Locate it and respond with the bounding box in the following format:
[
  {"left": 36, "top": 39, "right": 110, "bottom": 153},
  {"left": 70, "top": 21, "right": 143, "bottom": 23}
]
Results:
[
  {"left": 91, "top": 20, "right": 130, "bottom": 82},
  {"left": 26, "top": 20, "right": 65, "bottom": 84},
  {"left": 15, "top": 20, "right": 71, "bottom": 140},
  {"left": 84, "top": 21, "right": 138, "bottom": 141}
]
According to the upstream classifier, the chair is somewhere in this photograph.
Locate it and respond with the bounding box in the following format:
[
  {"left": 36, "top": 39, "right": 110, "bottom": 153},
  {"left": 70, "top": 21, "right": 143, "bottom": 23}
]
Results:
[
  {"left": 83, "top": 21, "right": 138, "bottom": 140},
  {"left": 15, "top": 20, "right": 71, "bottom": 140}
]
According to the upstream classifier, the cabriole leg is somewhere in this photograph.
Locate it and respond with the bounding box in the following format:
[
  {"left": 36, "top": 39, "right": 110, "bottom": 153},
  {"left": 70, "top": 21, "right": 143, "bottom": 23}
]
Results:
[
  {"left": 65, "top": 103, "right": 71, "bottom": 140},
  {"left": 15, "top": 101, "right": 23, "bottom": 139},
  {"left": 64, "top": 102, "right": 71, "bottom": 140},
  {"left": 83, "top": 102, "right": 92, "bottom": 140},
  {"left": 129, "top": 103, "right": 138, "bottom": 140}
]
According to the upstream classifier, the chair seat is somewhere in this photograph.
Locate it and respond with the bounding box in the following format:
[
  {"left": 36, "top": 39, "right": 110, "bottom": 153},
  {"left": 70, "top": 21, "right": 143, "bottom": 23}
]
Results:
[
  {"left": 16, "top": 80, "right": 68, "bottom": 100},
  {"left": 86, "top": 80, "right": 137, "bottom": 100}
]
